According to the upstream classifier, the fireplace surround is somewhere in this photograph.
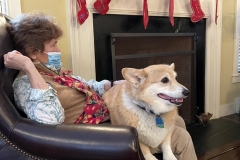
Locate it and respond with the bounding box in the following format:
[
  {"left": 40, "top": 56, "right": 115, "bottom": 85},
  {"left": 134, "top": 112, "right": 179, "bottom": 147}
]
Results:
[{"left": 66, "top": 0, "right": 222, "bottom": 119}]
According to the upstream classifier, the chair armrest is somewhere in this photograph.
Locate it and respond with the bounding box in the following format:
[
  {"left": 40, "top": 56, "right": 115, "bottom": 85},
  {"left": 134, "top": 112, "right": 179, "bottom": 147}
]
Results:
[{"left": 10, "top": 118, "right": 144, "bottom": 160}]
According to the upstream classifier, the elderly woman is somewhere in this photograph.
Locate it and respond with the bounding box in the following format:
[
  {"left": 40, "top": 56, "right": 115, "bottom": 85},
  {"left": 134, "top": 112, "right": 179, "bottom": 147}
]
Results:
[{"left": 3, "top": 12, "right": 120, "bottom": 125}]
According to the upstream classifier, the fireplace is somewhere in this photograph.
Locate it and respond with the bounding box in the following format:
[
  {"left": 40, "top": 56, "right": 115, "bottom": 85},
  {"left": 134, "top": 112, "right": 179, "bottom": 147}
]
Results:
[
  {"left": 66, "top": 0, "right": 222, "bottom": 119},
  {"left": 93, "top": 14, "right": 205, "bottom": 124}
]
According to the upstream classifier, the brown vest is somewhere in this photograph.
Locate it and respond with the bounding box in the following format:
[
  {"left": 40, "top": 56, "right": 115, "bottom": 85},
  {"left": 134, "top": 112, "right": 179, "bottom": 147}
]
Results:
[{"left": 17, "top": 63, "right": 86, "bottom": 124}]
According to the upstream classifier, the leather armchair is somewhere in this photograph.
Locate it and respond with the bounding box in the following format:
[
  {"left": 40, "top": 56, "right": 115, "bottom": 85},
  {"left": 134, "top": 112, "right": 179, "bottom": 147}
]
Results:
[{"left": 0, "top": 14, "right": 145, "bottom": 160}]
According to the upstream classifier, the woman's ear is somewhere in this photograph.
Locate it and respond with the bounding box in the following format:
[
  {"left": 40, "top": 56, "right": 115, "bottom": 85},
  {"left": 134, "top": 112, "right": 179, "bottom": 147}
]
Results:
[
  {"left": 28, "top": 53, "right": 37, "bottom": 60},
  {"left": 25, "top": 48, "right": 37, "bottom": 60}
]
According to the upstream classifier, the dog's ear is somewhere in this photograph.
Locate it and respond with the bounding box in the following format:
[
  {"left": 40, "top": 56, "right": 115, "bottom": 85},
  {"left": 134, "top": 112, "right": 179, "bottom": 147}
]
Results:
[
  {"left": 170, "top": 63, "right": 175, "bottom": 70},
  {"left": 122, "top": 68, "right": 146, "bottom": 88}
]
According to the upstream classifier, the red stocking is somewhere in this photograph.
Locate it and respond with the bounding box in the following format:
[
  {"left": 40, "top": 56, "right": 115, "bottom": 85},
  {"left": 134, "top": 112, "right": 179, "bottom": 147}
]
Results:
[
  {"left": 190, "top": 0, "right": 205, "bottom": 23},
  {"left": 169, "top": 0, "right": 174, "bottom": 26},
  {"left": 77, "top": 0, "right": 89, "bottom": 25},
  {"left": 143, "top": 0, "right": 149, "bottom": 29},
  {"left": 94, "top": 0, "right": 111, "bottom": 15}
]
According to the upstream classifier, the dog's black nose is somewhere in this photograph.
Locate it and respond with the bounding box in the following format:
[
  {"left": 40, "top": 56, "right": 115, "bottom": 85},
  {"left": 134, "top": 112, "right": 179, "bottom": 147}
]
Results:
[{"left": 182, "top": 89, "right": 190, "bottom": 96}]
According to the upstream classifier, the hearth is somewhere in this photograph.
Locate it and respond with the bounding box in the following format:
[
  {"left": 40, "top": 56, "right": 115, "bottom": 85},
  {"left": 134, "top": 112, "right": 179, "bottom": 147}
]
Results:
[{"left": 93, "top": 14, "right": 206, "bottom": 124}]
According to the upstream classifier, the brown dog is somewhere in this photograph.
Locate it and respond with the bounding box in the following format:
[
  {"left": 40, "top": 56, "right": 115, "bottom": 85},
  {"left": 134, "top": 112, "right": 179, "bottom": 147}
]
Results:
[{"left": 103, "top": 64, "right": 189, "bottom": 160}]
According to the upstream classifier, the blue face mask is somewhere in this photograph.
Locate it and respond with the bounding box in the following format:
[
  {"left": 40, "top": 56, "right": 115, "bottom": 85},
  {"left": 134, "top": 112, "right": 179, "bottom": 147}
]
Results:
[{"left": 44, "top": 52, "right": 62, "bottom": 70}]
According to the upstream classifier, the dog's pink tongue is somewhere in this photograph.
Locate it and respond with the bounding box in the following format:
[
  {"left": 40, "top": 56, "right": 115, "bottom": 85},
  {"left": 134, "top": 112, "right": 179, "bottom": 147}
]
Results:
[
  {"left": 158, "top": 94, "right": 184, "bottom": 103},
  {"left": 158, "top": 94, "right": 171, "bottom": 99}
]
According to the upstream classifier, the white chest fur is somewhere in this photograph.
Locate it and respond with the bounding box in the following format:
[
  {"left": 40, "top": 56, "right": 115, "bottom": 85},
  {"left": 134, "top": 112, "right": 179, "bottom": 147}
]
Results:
[
  {"left": 122, "top": 95, "right": 171, "bottom": 149},
  {"left": 136, "top": 111, "right": 169, "bottom": 148}
]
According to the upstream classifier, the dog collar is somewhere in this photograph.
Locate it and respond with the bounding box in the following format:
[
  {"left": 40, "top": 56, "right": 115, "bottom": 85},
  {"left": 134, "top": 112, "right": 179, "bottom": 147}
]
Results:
[
  {"left": 137, "top": 104, "right": 158, "bottom": 116},
  {"left": 137, "top": 105, "right": 164, "bottom": 128}
]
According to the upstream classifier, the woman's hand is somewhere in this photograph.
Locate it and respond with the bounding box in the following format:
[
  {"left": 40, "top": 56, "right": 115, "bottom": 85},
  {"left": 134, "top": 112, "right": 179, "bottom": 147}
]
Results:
[
  {"left": 4, "top": 50, "right": 32, "bottom": 72},
  {"left": 4, "top": 50, "right": 49, "bottom": 90},
  {"left": 113, "top": 80, "right": 126, "bottom": 85},
  {"left": 104, "top": 80, "right": 126, "bottom": 91}
]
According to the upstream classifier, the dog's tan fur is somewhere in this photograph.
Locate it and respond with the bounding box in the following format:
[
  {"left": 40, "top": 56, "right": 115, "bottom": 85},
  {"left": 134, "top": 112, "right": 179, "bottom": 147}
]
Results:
[{"left": 103, "top": 64, "right": 189, "bottom": 160}]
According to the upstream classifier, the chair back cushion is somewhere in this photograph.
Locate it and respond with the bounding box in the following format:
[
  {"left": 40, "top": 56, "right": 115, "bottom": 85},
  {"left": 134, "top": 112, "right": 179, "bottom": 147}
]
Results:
[{"left": 0, "top": 14, "right": 22, "bottom": 136}]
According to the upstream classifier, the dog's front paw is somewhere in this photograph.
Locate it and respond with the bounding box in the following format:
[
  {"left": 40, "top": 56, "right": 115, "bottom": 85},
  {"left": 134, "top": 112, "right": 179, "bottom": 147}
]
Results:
[
  {"left": 163, "top": 154, "right": 177, "bottom": 160},
  {"left": 144, "top": 153, "right": 158, "bottom": 160}
]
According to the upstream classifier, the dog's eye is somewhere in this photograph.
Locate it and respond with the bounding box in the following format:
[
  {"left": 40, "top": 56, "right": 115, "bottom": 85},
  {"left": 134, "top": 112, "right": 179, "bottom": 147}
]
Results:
[{"left": 161, "top": 77, "right": 169, "bottom": 83}]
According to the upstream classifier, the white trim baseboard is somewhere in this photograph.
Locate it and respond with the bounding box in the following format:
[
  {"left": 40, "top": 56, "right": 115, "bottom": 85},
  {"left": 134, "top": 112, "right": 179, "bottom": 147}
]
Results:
[
  {"left": 218, "top": 97, "right": 240, "bottom": 117},
  {"left": 235, "top": 97, "right": 240, "bottom": 113},
  {"left": 232, "top": 74, "right": 240, "bottom": 83},
  {"left": 219, "top": 103, "right": 238, "bottom": 117}
]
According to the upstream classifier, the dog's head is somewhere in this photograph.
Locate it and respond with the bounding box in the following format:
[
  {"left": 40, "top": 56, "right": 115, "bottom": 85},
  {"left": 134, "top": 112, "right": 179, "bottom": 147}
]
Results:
[{"left": 122, "top": 63, "right": 190, "bottom": 114}]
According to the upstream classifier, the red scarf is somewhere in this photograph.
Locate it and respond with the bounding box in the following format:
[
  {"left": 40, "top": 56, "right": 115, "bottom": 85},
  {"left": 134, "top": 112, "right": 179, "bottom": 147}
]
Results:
[{"left": 39, "top": 70, "right": 109, "bottom": 124}]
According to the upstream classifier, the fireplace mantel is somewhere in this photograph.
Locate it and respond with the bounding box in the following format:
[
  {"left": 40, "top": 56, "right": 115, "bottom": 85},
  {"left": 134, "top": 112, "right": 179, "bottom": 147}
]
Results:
[{"left": 66, "top": 0, "right": 222, "bottom": 119}]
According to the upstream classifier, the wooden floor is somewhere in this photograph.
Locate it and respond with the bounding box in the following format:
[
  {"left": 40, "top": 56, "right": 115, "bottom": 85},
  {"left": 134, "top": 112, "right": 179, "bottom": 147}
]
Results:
[
  {"left": 196, "top": 114, "right": 240, "bottom": 160},
  {"left": 197, "top": 139, "right": 240, "bottom": 160}
]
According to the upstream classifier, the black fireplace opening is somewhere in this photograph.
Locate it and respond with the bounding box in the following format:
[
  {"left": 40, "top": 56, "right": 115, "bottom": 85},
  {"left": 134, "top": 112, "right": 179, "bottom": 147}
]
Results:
[{"left": 93, "top": 13, "right": 206, "bottom": 124}]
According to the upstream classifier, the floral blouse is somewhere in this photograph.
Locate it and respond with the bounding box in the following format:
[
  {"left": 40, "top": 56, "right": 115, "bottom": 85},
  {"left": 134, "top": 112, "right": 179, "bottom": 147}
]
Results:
[{"left": 13, "top": 73, "right": 109, "bottom": 125}]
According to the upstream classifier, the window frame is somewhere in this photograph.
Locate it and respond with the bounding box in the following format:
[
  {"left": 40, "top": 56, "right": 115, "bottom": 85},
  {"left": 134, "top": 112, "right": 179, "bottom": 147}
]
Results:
[
  {"left": 233, "top": 0, "right": 240, "bottom": 83},
  {"left": 0, "top": 0, "right": 21, "bottom": 17},
  {"left": 0, "top": 0, "right": 8, "bottom": 15}
]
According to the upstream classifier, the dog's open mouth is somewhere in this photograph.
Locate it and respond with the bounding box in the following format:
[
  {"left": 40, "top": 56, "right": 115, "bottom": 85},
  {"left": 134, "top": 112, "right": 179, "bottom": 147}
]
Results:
[{"left": 157, "top": 93, "right": 183, "bottom": 105}]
